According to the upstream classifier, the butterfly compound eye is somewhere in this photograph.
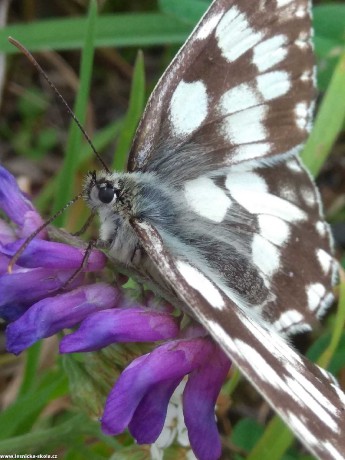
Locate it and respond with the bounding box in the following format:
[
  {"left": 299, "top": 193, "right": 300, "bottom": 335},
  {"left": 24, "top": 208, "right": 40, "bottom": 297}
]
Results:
[{"left": 98, "top": 184, "right": 115, "bottom": 204}]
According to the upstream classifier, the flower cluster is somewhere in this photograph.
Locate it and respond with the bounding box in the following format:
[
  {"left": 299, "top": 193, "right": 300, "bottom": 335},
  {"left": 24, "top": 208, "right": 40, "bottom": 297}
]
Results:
[{"left": 0, "top": 165, "right": 231, "bottom": 460}]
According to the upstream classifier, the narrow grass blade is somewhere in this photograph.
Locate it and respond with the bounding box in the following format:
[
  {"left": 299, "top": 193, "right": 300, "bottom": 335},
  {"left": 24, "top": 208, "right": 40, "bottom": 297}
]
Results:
[
  {"left": 18, "top": 342, "right": 42, "bottom": 396},
  {"left": 301, "top": 49, "right": 345, "bottom": 177},
  {"left": 0, "top": 414, "right": 121, "bottom": 454},
  {"left": 0, "top": 376, "right": 66, "bottom": 439},
  {"left": 112, "top": 51, "right": 145, "bottom": 172},
  {"left": 247, "top": 417, "right": 294, "bottom": 460},
  {"left": 0, "top": 14, "right": 192, "bottom": 54},
  {"left": 53, "top": 0, "right": 97, "bottom": 226},
  {"left": 318, "top": 272, "right": 345, "bottom": 369}
]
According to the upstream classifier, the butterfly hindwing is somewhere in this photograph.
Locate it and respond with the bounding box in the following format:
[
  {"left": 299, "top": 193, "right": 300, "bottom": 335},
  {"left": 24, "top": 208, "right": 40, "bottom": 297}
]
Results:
[
  {"left": 128, "top": 0, "right": 315, "bottom": 176},
  {"left": 204, "top": 156, "right": 337, "bottom": 335},
  {"left": 132, "top": 219, "right": 345, "bottom": 460}
]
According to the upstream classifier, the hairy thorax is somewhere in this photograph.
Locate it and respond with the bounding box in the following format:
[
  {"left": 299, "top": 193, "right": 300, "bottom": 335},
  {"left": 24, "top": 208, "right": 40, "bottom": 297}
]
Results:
[{"left": 84, "top": 170, "right": 181, "bottom": 267}]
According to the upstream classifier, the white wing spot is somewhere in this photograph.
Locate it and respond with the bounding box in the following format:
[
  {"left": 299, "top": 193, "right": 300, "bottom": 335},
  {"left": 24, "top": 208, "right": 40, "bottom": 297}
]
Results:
[
  {"left": 252, "top": 234, "right": 281, "bottom": 277},
  {"left": 226, "top": 171, "right": 268, "bottom": 193},
  {"left": 220, "top": 83, "right": 260, "bottom": 114},
  {"left": 226, "top": 171, "right": 307, "bottom": 223},
  {"left": 277, "top": 0, "right": 294, "bottom": 6},
  {"left": 253, "top": 35, "right": 288, "bottom": 72},
  {"left": 300, "top": 187, "right": 316, "bottom": 207},
  {"left": 222, "top": 105, "right": 268, "bottom": 144},
  {"left": 258, "top": 214, "right": 290, "bottom": 246},
  {"left": 316, "top": 220, "right": 327, "bottom": 237},
  {"left": 195, "top": 11, "right": 224, "bottom": 40},
  {"left": 286, "top": 159, "right": 303, "bottom": 173},
  {"left": 176, "top": 261, "right": 225, "bottom": 310},
  {"left": 279, "top": 185, "right": 298, "bottom": 203},
  {"left": 306, "top": 283, "right": 326, "bottom": 312},
  {"left": 296, "top": 5, "right": 308, "bottom": 18},
  {"left": 295, "top": 31, "right": 310, "bottom": 50},
  {"left": 316, "top": 249, "right": 333, "bottom": 275},
  {"left": 257, "top": 71, "right": 291, "bottom": 101},
  {"left": 184, "top": 177, "right": 231, "bottom": 222},
  {"left": 273, "top": 310, "right": 311, "bottom": 334},
  {"left": 215, "top": 6, "right": 263, "bottom": 62},
  {"left": 300, "top": 70, "right": 312, "bottom": 82},
  {"left": 295, "top": 102, "right": 309, "bottom": 130},
  {"left": 169, "top": 80, "right": 208, "bottom": 136},
  {"left": 232, "top": 143, "right": 271, "bottom": 163}
]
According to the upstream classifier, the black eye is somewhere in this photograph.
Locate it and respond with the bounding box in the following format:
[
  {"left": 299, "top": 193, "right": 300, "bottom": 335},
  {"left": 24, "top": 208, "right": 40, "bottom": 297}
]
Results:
[{"left": 98, "top": 184, "right": 115, "bottom": 204}]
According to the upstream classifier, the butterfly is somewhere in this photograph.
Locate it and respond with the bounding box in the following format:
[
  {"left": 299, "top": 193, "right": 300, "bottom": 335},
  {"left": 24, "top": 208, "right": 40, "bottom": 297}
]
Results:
[{"left": 83, "top": 0, "right": 345, "bottom": 458}]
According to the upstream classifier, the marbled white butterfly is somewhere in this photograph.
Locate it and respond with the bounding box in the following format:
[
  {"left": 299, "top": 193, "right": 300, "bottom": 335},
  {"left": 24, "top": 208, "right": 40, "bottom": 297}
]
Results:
[{"left": 83, "top": 0, "right": 344, "bottom": 458}]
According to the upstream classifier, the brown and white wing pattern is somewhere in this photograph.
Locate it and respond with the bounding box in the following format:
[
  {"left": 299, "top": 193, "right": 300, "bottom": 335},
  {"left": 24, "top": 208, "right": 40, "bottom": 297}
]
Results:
[
  {"left": 189, "top": 156, "right": 338, "bottom": 336},
  {"left": 128, "top": 0, "right": 315, "bottom": 175},
  {"left": 132, "top": 220, "right": 345, "bottom": 460},
  {"left": 123, "top": 0, "right": 343, "bottom": 458}
]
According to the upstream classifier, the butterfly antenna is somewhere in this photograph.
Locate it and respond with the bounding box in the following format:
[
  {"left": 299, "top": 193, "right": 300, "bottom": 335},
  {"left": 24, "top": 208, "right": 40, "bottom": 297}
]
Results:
[
  {"left": 8, "top": 37, "right": 111, "bottom": 174},
  {"left": 7, "top": 192, "right": 83, "bottom": 274}
]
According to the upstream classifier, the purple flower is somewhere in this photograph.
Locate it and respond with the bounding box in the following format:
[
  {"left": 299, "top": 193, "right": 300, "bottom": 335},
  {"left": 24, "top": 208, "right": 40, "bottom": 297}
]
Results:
[
  {"left": 0, "top": 166, "right": 107, "bottom": 325},
  {"left": 99, "top": 335, "right": 230, "bottom": 460},
  {"left": 1, "top": 166, "right": 231, "bottom": 460}
]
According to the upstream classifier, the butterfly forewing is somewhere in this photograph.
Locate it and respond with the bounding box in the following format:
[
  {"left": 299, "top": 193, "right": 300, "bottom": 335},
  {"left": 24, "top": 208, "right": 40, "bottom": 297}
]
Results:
[
  {"left": 121, "top": 0, "right": 344, "bottom": 457},
  {"left": 132, "top": 220, "right": 345, "bottom": 460},
  {"left": 128, "top": 0, "right": 315, "bottom": 175}
]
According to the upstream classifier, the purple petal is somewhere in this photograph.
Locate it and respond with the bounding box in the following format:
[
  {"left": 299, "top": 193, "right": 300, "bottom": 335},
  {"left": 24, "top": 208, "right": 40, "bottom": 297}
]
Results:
[
  {"left": 0, "top": 304, "right": 29, "bottom": 322},
  {"left": 183, "top": 344, "right": 231, "bottom": 460},
  {"left": 60, "top": 307, "right": 180, "bottom": 353},
  {"left": 20, "top": 210, "right": 46, "bottom": 239},
  {"left": 6, "top": 283, "right": 120, "bottom": 355},
  {"left": 0, "top": 239, "right": 106, "bottom": 270},
  {"left": 101, "top": 337, "right": 214, "bottom": 436},
  {"left": 129, "top": 377, "right": 183, "bottom": 444},
  {"left": 0, "top": 166, "right": 39, "bottom": 226},
  {"left": 0, "top": 220, "right": 16, "bottom": 245},
  {"left": 0, "top": 268, "right": 84, "bottom": 312}
]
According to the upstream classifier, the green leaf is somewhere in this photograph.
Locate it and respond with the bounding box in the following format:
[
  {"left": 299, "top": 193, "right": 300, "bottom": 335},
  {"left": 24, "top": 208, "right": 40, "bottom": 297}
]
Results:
[
  {"left": 112, "top": 51, "right": 145, "bottom": 172},
  {"left": 0, "top": 14, "right": 192, "bottom": 54},
  {"left": 313, "top": 4, "right": 345, "bottom": 91},
  {"left": 0, "top": 375, "right": 66, "bottom": 439},
  {"left": 18, "top": 342, "right": 42, "bottom": 396},
  {"left": 301, "top": 49, "right": 345, "bottom": 177},
  {"left": 158, "top": 0, "right": 210, "bottom": 24},
  {"left": 0, "top": 414, "right": 83, "bottom": 454},
  {"left": 231, "top": 418, "right": 264, "bottom": 452},
  {"left": 314, "top": 5, "right": 345, "bottom": 44},
  {"left": 247, "top": 417, "right": 294, "bottom": 460}
]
